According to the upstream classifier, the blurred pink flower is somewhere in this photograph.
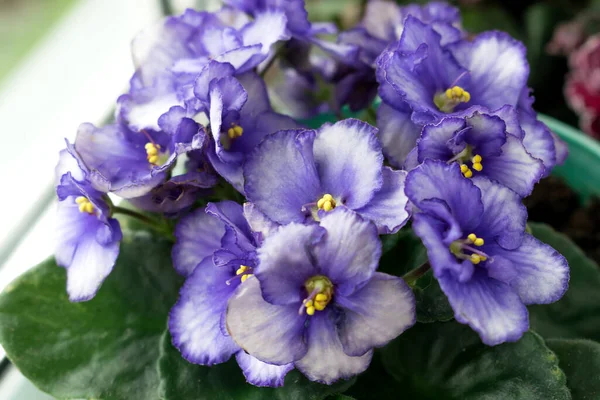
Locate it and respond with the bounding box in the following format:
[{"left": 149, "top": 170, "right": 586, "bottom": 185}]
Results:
[{"left": 547, "top": 19, "right": 587, "bottom": 56}]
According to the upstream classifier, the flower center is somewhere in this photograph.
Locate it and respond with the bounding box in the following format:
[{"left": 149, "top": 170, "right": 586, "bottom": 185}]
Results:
[
  {"left": 447, "top": 146, "right": 483, "bottom": 178},
  {"left": 300, "top": 275, "right": 334, "bottom": 316},
  {"left": 317, "top": 194, "right": 336, "bottom": 212},
  {"left": 75, "top": 196, "right": 95, "bottom": 214},
  {"left": 226, "top": 265, "right": 254, "bottom": 285},
  {"left": 449, "top": 233, "right": 490, "bottom": 265},
  {"left": 227, "top": 124, "right": 243, "bottom": 139},
  {"left": 434, "top": 85, "right": 471, "bottom": 113},
  {"left": 145, "top": 142, "right": 169, "bottom": 166}
]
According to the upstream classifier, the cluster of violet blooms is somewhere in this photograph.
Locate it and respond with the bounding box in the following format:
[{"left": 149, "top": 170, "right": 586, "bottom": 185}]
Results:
[{"left": 54, "top": 0, "right": 570, "bottom": 387}]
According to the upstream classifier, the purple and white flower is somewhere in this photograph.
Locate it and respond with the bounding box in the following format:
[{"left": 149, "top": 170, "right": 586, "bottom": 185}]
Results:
[
  {"left": 54, "top": 149, "right": 122, "bottom": 302},
  {"left": 243, "top": 119, "right": 410, "bottom": 234},
  {"left": 169, "top": 201, "right": 293, "bottom": 387},
  {"left": 405, "top": 160, "right": 569, "bottom": 345},
  {"left": 226, "top": 207, "right": 416, "bottom": 384}
]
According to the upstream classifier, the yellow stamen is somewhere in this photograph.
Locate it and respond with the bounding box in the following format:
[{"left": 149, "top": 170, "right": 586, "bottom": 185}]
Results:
[
  {"left": 227, "top": 124, "right": 244, "bottom": 139},
  {"left": 146, "top": 143, "right": 162, "bottom": 166},
  {"left": 303, "top": 275, "right": 334, "bottom": 316},
  {"left": 472, "top": 154, "right": 482, "bottom": 163},
  {"left": 315, "top": 293, "right": 328, "bottom": 302},
  {"left": 236, "top": 265, "right": 249, "bottom": 275},
  {"left": 445, "top": 86, "right": 471, "bottom": 103},
  {"left": 463, "top": 168, "right": 473, "bottom": 178},
  {"left": 471, "top": 254, "right": 482, "bottom": 264},
  {"left": 75, "top": 196, "right": 95, "bottom": 214},
  {"left": 306, "top": 306, "right": 315, "bottom": 316},
  {"left": 467, "top": 233, "right": 477, "bottom": 242},
  {"left": 317, "top": 194, "right": 337, "bottom": 212},
  {"left": 241, "top": 274, "right": 252, "bottom": 283},
  {"left": 467, "top": 233, "right": 484, "bottom": 247},
  {"left": 474, "top": 238, "right": 484, "bottom": 246}
]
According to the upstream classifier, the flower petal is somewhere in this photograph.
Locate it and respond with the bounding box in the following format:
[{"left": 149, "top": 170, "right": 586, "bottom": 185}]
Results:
[
  {"left": 226, "top": 276, "right": 308, "bottom": 365},
  {"left": 438, "top": 270, "right": 529, "bottom": 346},
  {"left": 314, "top": 208, "right": 380, "bottom": 296},
  {"left": 520, "top": 114, "right": 557, "bottom": 174},
  {"left": 482, "top": 134, "right": 544, "bottom": 197},
  {"left": 377, "top": 103, "right": 423, "bottom": 168},
  {"left": 354, "top": 168, "right": 410, "bottom": 234},
  {"left": 489, "top": 234, "right": 569, "bottom": 305},
  {"left": 235, "top": 351, "right": 294, "bottom": 388},
  {"left": 256, "top": 223, "right": 324, "bottom": 305},
  {"left": 243, "top": 202, "right": 279, "bottom": 243},
  {"left": 244, "top": 129, "right": 321, "bottom": 224},
  {"left": 336, "top": 272, "right": 415, "bottom": 356},
  {"left": 295, "top": 311, "right": 373, "bottom": 384},
  {"left": 472, "top": 177, "right": 527, "bottom": 250},
  {"left": 169, "top": 258, "right": 239, "bottom": 365},
  {"left": 417, "top": 117, "right": 465, "bottom": 162},
  {"left": 313, "top": 119, "right": 383, "bottom": 209},
  {"left": 241, "top": 10, "right": 290, "bottom": 53},
  {"left": 172, "top": 207, "right": 226, "bottom": 277}
]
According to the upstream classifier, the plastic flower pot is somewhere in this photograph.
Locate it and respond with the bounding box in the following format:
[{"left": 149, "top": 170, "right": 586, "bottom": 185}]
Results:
[{"left": 539, "top": 113, "right": 600, "bottom": 201}]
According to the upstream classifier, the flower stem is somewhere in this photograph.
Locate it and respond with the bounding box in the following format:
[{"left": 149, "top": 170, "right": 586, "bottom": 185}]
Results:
[
  {"left": 112, "top": 206, "right": 175, "bottom": 241},
  {"left": 402, "top": 262, "right": 431, "bottom": 286}
]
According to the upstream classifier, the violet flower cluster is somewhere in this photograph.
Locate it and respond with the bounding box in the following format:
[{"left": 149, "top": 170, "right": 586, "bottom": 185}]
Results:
[{"left": 54, "top": 0, "right": 570, "bottom": 387}]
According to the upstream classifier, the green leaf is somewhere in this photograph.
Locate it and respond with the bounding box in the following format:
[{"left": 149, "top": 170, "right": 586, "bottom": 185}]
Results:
[
  {"left": 413, "top": 271, "right": 453, "bottom": 323},
  {"left": 0, "top": 230, "right": 183, "bottom": 400},
  {"left": 158, "top": 330, "right": 355, "bottom": 400},
  {"left": 379, "top": 321, "right": 570, "bottom": 399},
  {"left": 528, "top": 223, "right": 600, "bottom": 341},
  {"left": 547, "top": 339, "right": 600, "bottom": 400},
  {"left": 379, "top": 227, "right": 427, "bottom": 276},
  {"left": 343, "top": 353, "right": 404, "bottom": 399}
]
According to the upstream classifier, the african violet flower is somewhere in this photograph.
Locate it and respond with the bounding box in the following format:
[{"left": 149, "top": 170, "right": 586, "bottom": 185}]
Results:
[
  {"left": 405, "top": 112, "right": 544, "bottom": 197},
  {"left": 54, "top": 149, "right": 122, "bottom": 302},
  {"left": 405, "top": 160, "right": 569, "bottom": 345},
  {"left": 169, "top": 201, "right": 293, "bottom": 387},
  {"left": 118, "top": 6, "right": 290, "bottom": 132},
  {"left": 72, "top": 111, "right": 211, "bottom": 200},
  {"left": 243, "top": 119, "right": 410, "bottom": 234},
  {"left": 376, "top": 15, "right": 564, "bottom": 172},
  {"left": 226, "top": 207, "right": 416, "bottom": 384},
  {"left": 193, "top": 61, "right": 299, "bottom": 191}
]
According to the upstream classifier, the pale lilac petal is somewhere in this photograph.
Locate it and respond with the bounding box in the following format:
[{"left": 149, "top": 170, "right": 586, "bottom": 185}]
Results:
[
  {"left": 226, "top": 277, "right": 308, "bottom": 365},
  {"left": 169, "top": 258, "right": 239, "bottom": 365},
  {"left": 235, "top": 351, "right": 294, "bottom": 388},
  {"left": 490, "top": 234, "right": 569, "bottom": 305},
  {"left": 241, "top": 10, "right": 290, "bottom": 53},
  {"left": 438, "top": 270, "right": 529, "bottom": 346},
  {"left": 377, "top": 103, "right": 422, "bottom": 168},
  {"left": 244, "top": 130, "right": 321, "bottom": 224},
  {"left": 243, "top": 202, "right": 279, "bottom": 242},
  {"left": 295, "top": 311, "right": 373, "bottom": 384},
  {"left": 313, "top": 208, "right": 380, "bottom": 296},
  {"left": 172, "top": 208, "right": 226, "bottom": 276},
  {"left": 336, "top": 273, "right": 415, "bottom": 356},
  {"left": 313, "top": 119, "right": 383, "bottom": 209},
  {"left": 256, "top": 223, "right": 324, "bottom": 305},
  {"left": 472, "top": 177, "right": 527, "bottom": 250}
]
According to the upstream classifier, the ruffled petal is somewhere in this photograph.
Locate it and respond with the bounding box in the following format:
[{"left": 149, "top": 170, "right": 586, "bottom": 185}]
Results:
[
  {"left": 244, "top": 129, "right": 321, "bottom": 224},
  {"left": 417, "top": 117, "right": 465, "bottom": 162},
  {"left": 482, "top": 134, "right": 544, "bottom": 197},
  {"left": 377, "top": 103, "right": 423, "bottom": 168},
  {"left": 354, "top": 168, "right": 410, "bottom": 234},
  {"left": 169, "top": 258, "right": 239, "bottom": 365},
  {"left": 405, "top": 160, "right": 483, "bottom": 233},
  {"left": 193, "top": 61, "right": 237, "bottom": 105},
  {"left": 472, "top": 176, "right": 527, "bottom": 250},
  {"left": 256, "top": 223, "right": 324, "bottom": 305},
  {"left": 313, "top": 119, "right": 383, "bottom": 209},
  {"left": 520, "top": 114, "right": 557, "bottom": 174},
  {"left": 209, "top": 76, "right": 248, "bottom": 141},
  {"left": 241, "top": 10, "right": 290, "bottom": 53},
  {"left": 450, "top": 32, "right": 529, "bottom": 110},
  {"left": 172, "top": 207, "right": 226, "bottom": 276},
  {"left": 243, "top": 202, "right": 279, "bottom": 242},
  {"left": 438, "top": 270, "right": 529, "bottom": 346},
  {"left": 226, "top": 277, "right": 308, "bottom": 365},
  {"left": 489, "top": 234, "right": 569, "bottom": 305},
  {"left": 235, "top": 351, "right": 294, "bottom": 388},
  {"left": 336, "top": 272, "right": 415, "bottom": 356},
  {"left": 295, "top": 311, "right": 373, "bottom": 384},
  {"left": 313, "top": 208, "right": 380, "bottom": 296}
]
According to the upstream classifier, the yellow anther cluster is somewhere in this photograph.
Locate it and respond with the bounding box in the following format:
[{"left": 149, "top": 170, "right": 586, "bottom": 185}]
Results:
[
  {"left": 304, "top": 293, "right": 331, "bottom": 316},
  {"left": 471, "top": 154, "right": 483, "bottom": 172},
  {"left": 145, "top": 142, "right": 161, "bottom": 166},
  {"left": 236, "top": 265, "right": 252, "bottom": 283},
  {"left": 75, "top": 196, "right": 94, "bottom": 214},
  {"left": 317, "top": 194, "right": 336, "bottom": 212},
  {"left": 445, "top": 86, "right": 471, "bottom": 103},
  {"left": 470, "top": 254, "right": 487, "bottom": 264},
  {"left": 460, "top": 164, "right": 473, "bottom": 178},
  {"left": 467, "top": 233, "right": 484, "bottom": 246},
  {"left": 227, "top": 124, "right": 243, "bottom": 139}
]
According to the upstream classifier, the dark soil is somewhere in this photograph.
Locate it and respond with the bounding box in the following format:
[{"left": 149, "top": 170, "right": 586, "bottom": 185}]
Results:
[{"left": 525, "top": 176, "right": 600, "bottom": 265}]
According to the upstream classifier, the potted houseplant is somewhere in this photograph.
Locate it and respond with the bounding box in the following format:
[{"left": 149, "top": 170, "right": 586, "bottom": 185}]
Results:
[{"left": 1, "top": 1, "right": 599, "bottom": 399}]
